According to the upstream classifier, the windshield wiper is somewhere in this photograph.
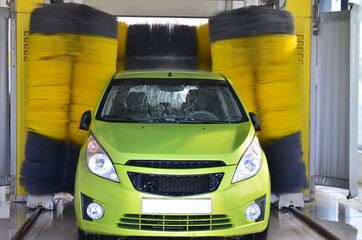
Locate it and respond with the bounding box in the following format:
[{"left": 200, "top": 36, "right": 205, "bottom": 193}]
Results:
[
  {"left": 192, "top": 119, "right": 232, "bottom": 124},
  {"left": 173, "top": 118, "right": 195, "bottom": 123},
  {"left": 144, "top": 118, "right": 179, "bottom": 123},
  {"left": 145, "top": 118, "right": 230, "bottom": 124},
  {"left": 101, "top": 115, "right": 137, "bottom": 122}
]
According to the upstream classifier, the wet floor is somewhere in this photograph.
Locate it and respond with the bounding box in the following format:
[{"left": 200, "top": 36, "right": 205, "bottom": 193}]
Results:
[
  {"left": 302, "top": 185, "right": 362, "bottom": 240},
  {"left": 1, "top": 185, "right": 362, "bottom": 240}
]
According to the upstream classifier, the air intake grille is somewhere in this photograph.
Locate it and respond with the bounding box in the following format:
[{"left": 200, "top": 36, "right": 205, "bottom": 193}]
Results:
[
  {"left": 125, "top": 160, "right": 226, "bottom": 169},
  {"left": 118, "top": 214, "right": 232, "bottom": 231},
  {"left": 128, "top": 172, "right": 224, "bottom": 196}
]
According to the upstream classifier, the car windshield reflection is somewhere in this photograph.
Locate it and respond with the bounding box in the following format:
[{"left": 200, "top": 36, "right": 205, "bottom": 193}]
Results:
[{"left": 97, "top": 78, "right": 247, "bottom": 124}]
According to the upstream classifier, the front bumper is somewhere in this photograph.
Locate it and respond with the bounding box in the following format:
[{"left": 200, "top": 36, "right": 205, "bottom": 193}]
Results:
[{"left": 75, "top": 151, "right": 270, "bottom": 237}]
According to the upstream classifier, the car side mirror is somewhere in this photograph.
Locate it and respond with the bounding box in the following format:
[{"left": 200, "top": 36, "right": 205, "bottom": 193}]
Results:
[
  {"left": 249, "top": 112, "right": 261, "bottom": 131},
  {"left": 79, "top": 111, "right": 91, "bottom": 131}
]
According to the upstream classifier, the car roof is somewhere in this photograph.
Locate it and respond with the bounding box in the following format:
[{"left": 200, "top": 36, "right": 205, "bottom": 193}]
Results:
[{"left": 113, "top": 70, "right": 226, "bottom": 81}]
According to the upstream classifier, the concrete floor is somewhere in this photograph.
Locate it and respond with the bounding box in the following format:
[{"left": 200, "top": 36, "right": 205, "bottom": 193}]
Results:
[{"left": 1, "top": 185, "right": 362, "bottom": 240}]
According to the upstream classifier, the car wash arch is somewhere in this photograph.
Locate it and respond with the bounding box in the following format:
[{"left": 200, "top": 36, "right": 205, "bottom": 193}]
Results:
[{"left": 0, "top": 0, "right": 358, "bottom": 209}]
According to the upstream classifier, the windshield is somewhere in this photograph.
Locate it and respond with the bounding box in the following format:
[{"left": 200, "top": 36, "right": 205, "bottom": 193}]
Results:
[{"left": 96, "top": 78, "right": 247, "bottom": 124}]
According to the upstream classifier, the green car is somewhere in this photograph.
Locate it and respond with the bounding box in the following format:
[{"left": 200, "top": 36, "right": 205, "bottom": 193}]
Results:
[{"left": 75, "top": 70, "right": 271, "bottom": 239}]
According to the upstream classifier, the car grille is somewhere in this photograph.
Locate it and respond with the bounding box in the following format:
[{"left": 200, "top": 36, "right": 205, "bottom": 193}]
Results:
[
  {"left": 125, "top": 160, "right": 226, "bottom": 169},
  {"left": 128, "top": 172, "right": 224, "bottom": 196},
  {"left": 118, "top": 214, "right": 232, "bottom": 231}
]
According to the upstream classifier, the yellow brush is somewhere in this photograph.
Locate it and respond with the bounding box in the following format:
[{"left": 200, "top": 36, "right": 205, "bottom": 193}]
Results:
[
  {"left": 209, "top": 6, "right": 307, "bottom": 194},
  {"left": 117, "top": 21, "right": 128, "bottom": 72},
  {"left": 70, "top": 35, "right": 117, "bottom": 146},
  {"left": 22, "top": 3, "right": 118, "bottom": 194},
  {"left": 196, "top": 24, "right": 212, "bottom": 71}
]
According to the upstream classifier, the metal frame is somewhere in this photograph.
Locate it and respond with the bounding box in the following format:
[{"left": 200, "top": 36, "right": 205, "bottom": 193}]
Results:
[
  {"left": 308, "top": 0, "right": 319, "bottom": 201},
  {"left": 348, "top": 3, "right": 359, "bottom": 198},
  {"left": 8, "top": 0, "right": 54, "bottom": 206},
  {"left": 310, "top": 4, "right": 359, "bottom": 199},
  {"left": 9, "top": 0, "right": 26, "bottom": 202},
  {"left": 0, "top": 7, "right": 10, "bottom": 187}
]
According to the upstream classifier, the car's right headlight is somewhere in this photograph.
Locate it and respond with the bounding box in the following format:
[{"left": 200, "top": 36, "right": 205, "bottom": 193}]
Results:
[
  {"left": 232, "top": 136, "right": 262, "bottom": 183},
  {"left": 86, "top": 134, "right": 119, "bottom": 182}
]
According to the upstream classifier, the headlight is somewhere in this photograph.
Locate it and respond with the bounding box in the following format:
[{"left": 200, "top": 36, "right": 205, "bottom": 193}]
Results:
[
  {"left": 86, "top": 203, "right": 104, "bottom": 220},
  {"left": 86, "top": 134, "right": 119, "bottom": 182},
  {"left": 245, "top": 203, "right": 261, "bottom": 221},
  {"left": 232, "top": 136, "right": 262, "bottom": 183}
]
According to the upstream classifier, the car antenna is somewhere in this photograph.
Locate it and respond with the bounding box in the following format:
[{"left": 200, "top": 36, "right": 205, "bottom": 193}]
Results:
[{"left": 168, "top": 72, "right": 172, "bottom": 77}]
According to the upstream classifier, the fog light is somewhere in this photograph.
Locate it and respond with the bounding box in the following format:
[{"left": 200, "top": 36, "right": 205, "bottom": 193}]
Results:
[
  {"left": 86, "top": 203, "right": 104, "bottom": 220},
  {"left": 245, "top": 203, "right": 261, "bottom": 221}
]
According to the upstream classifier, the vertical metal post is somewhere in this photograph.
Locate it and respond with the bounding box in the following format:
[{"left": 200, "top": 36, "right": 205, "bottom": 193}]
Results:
[
  {"left": 9, "top": 0, "right": 21, "bottom": 202},
  {"left": 348, "top": 3, "right": 359, "bottom": 199},
  {"left": 309, "top": 0, "right": 319, "bottom": 201},
  {"left": 0, "top": 7, "right": 10, "bottom": 187}
]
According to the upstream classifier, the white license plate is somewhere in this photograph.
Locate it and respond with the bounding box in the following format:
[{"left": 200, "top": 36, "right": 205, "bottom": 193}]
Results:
[{"left": 142, "top": 198, "right": 212, "bottom": 214}]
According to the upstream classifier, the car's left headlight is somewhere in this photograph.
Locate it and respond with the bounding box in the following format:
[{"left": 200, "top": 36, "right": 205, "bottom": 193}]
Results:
[
  {"left": 86, "top": 134, "right": 119, "bottom": 182},
  {"left": 232, "top": 136, "right": 262, "bottom": 183}
]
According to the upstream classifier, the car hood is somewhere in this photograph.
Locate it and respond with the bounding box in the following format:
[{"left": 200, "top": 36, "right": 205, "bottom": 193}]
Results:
[{"left": 91, "top": 121, "right": 254, "bottom": 166}]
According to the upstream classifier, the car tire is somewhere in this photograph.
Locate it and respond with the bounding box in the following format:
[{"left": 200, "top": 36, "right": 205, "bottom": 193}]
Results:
[
  {"left": 78, "top": 228, "right": 121, "bottom": 240},
  {"left": 78, "top": 228, "right": 98, "bottom": 240},
  {"left": 243, "top": 223, "right": 269, "bottom": 240}
]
